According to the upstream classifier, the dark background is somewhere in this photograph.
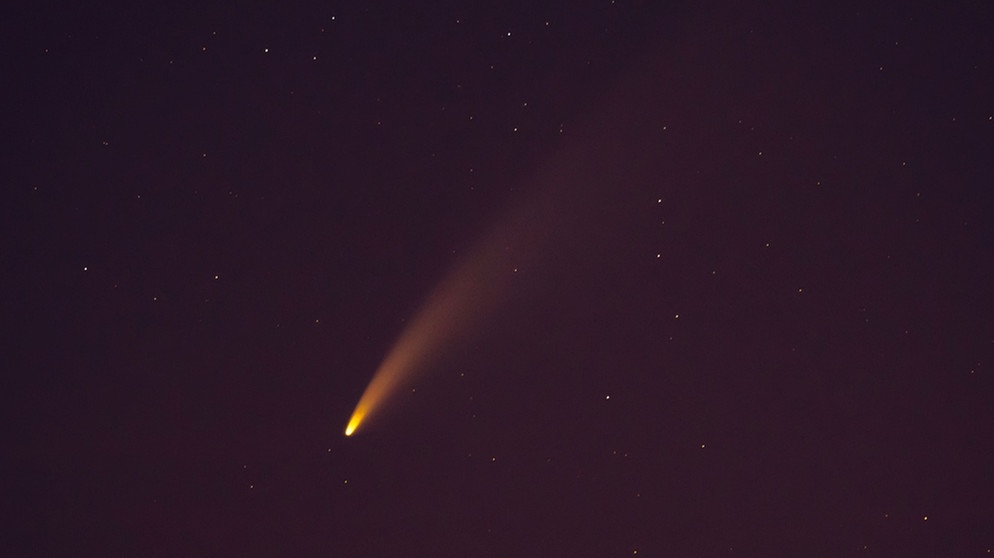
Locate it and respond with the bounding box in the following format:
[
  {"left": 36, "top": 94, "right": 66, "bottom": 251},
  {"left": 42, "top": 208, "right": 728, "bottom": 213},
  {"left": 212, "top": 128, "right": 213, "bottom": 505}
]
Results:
[{"left": 4, "top": 1, "right": 993, "bottom": 555}]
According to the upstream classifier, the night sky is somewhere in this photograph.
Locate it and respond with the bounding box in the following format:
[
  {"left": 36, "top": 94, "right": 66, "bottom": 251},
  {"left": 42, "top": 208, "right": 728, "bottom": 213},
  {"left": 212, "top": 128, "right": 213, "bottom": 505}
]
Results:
[{"left": 5, "top": 1, "right": 994, "bottom": 556}]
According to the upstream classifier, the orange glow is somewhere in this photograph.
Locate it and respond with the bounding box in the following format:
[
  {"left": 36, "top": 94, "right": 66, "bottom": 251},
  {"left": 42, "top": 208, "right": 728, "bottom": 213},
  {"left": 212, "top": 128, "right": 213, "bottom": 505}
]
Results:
[{"left": 344, "top": 410, "right": 363, "bottom": 436}]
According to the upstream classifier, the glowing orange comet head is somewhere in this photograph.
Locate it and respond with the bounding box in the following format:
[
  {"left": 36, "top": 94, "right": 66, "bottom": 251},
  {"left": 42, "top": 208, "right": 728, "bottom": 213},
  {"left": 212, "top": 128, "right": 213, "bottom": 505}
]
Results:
[{"left": 344, "top": 409, "right": 363, "bottom": 436}]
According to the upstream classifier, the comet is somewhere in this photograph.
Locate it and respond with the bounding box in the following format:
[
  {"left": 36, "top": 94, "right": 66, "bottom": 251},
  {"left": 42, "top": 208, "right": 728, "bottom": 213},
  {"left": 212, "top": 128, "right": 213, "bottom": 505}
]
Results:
[
  {"left": 343, "top": 126, "right": 625, "bottom": 436},
  {"left": 342, "top": 43, "right": 663, "bottom": 436},
  {"left": 343, "top": 230, "right": 517, "bottom": 436}
]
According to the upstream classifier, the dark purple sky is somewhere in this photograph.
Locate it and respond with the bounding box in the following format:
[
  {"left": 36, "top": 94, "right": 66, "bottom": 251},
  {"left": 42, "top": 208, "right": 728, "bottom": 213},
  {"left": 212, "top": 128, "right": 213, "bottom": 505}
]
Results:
[{"left": 5, "top": 1, "right": 994, "bottom": 556}]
